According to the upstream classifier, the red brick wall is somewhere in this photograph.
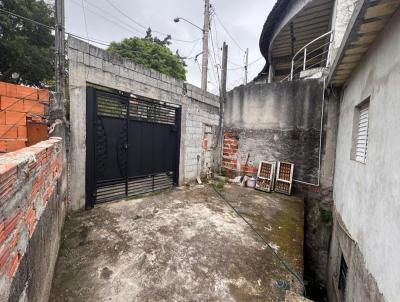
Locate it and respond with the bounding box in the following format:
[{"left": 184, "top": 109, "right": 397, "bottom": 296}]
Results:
[
  {"left": 222, "top": 130, "right": 239, "bottom": 172},
  {"left": 222, "top": 130, "right": 257, "bottom": 177},
  {"left": 0, "top": 81, "right": 49, "bottom": 153},
  {"left": 0, "top": 138, "right": 63, "bottom": 284}
]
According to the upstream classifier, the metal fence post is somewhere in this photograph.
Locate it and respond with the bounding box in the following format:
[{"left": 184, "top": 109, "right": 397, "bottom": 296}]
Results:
[{"left": 290, "top": 60, "right": 294, "bottom": 80}]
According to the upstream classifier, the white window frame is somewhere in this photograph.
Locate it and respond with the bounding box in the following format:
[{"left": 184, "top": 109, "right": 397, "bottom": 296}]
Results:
[{"left": 351, "top": 98, "right": 370, "bottom": 164}]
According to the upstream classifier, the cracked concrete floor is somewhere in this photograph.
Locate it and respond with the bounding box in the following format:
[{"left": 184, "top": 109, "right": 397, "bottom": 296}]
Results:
[{"left": 50, "top": 184, "right": 304, "bottom": 302}]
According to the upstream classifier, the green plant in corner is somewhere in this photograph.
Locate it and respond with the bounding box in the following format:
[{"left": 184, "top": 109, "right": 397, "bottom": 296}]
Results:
[{"left": 107, "top": 28, "right": 187, "bottom": 81}]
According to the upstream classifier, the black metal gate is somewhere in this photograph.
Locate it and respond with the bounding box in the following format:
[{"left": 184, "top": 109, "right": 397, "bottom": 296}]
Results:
[{"left": 86, "top": 87, "right": 181, "bottom": 207}]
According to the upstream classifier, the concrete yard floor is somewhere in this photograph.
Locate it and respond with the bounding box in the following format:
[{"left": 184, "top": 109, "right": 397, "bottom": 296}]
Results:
[{"left": 50, "top": 184, "right": 304, "bottom": 302}]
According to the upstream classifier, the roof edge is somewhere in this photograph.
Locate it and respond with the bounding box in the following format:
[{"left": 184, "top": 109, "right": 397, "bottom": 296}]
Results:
[
  {"left": 327, "top": 0, "right": 370, "bottom": 86},
  {"left": 255, "top": 0, "right": 292, "bottom": 80}
]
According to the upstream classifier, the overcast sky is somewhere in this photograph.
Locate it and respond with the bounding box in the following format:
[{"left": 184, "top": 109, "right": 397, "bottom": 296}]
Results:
[{"left": 65, "top": 0, "right": 273, "bottom": 94}]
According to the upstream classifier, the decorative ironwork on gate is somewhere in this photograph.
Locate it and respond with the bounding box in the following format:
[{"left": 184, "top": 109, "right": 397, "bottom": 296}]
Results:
[{"left": 86, "top": 87, "right": 181, "bottom": 207}]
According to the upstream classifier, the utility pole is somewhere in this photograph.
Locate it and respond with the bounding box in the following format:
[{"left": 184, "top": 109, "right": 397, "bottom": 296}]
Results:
[
  {"left": 220, "top": 42, "right": 228, "bottom": 101},
  {"left": 201, "top": 0, "right": 210, "bottom": 93},
  {"left": 244, "top": 48, "right": 249, "bottom": 85},
  {"left": 53, "top": 0, "right": 66, "bottom": 138},
  {"left": 218, "top": 42, "right": 228, "bottom": 173}
]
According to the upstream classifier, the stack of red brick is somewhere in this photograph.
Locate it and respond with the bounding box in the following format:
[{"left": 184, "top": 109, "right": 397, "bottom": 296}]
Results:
[
  {"left": 0, "top": 138, "right": 63, "bottom": 280},
  {"left": 0, "top": 81, "right": 49, "bottom": 153}
]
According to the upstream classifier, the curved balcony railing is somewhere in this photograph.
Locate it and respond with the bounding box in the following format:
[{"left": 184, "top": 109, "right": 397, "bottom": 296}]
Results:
[{"left": 281, "top": 30, "right": 334, "bottom": 82}]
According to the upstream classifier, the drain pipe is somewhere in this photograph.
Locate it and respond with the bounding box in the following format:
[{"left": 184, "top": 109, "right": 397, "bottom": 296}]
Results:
[{"left": 293, "top": 77, "right": 326, "bottom": 187}]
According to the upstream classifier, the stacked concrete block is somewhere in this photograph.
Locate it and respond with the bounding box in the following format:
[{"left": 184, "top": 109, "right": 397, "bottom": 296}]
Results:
[{"left": 68, "top": 36, "right": 221, "bottom": 208}]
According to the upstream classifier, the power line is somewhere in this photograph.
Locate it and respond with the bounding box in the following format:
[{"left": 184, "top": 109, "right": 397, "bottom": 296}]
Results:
[
  {"left": 211, "top": 5, "right": 245, "bottom": 53},
  {"left": 209, "top": 27, "right": 221, "bottom": 66},
  {"left": 185, "top": 38, "right": 202, "bottom": 59},
  {"left": 210, "top": 12, "right": 222, "bottom": 65},
  {"left": 68, "top": 33, "right": 111, "bottom": 47},
  {"left": 0, "top": 8, "right": 53, "bottom": 30},
  {"left": 104, "top": 0, "right": 147, "bottom": 30},
  {"left": 78, "top": 0, "right": 144, "bottom": 34},
  {"left": 70, "top": 0, "right": 144, "bottom": 36},
  {"left": 227, "top": 57, "right": 264, "bottom": 71},
  {"left": 73, "top": 0, "right": 202, "bottom": 44},
  {"left": 207, "top": 43, "right": 221, "bottom": 94},
  {"left": 0, "top": 7, "right": 111, "bottom": 47},
  {"left": 0, "top": 6, "right": 256, "bottom": 91},
  {"left": 248, "top": 56, "right": 264, "bottom": 66},
  {"left": 103, "top": 0, "right": 201, "bottom": 44},
  {"left": 228, "top": 59, "right": 243, "bottom": 67},
  {"left": 210, "top": 6, "right": 246, "bottom": 69},
  {"left": 227, "top": 66, "right": 245, "bottom": 71},
  {"left": 0, "top": 8, "right": 196, "bottom": 62},
  {"left": 195, "top": 60, "right": 202, "bottom": 75},
  {"left": 208, "top": 51, "right": 220, "bottom": 93},
  {"left": 209, "top": 41, "right": 221, "bottom": 94},
  {"left": 209, "top": 12, "right": 222, "bottom": 92},
  {"left": 81, "top": 0, "right": 89, "bottom": 39}
]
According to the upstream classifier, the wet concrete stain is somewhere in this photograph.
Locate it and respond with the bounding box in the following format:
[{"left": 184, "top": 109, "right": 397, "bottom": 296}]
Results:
[
  {"left": 101, "top": 267, "right": 113, "bottom": 280},
  {"left": 50, "top": 185, "right": 304, "bottom": 302}
]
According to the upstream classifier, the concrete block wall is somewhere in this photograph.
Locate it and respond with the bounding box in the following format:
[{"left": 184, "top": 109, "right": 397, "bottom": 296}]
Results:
[
  {"left": 184, "top": 100, "right": 219, "bottom": 179},
  {"left": 224, "top": 79, "right": 324, "bottom": 183},
  {"left": 0, "top": 82, "right": 48, "bottom": 152},
  {"left": 68, "top": 36, "right": 220, "bottom": 210},
  {"left": 0, "top": 138, "right": 67, "bottom": 302}
]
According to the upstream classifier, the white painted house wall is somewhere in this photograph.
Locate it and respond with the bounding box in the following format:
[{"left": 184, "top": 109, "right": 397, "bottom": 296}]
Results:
[{"left": 333, "top": 10, "right": 400, "bottom": 302}]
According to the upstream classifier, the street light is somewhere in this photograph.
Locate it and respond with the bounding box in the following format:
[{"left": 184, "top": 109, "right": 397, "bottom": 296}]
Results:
[
  {"left": 174, "top": 1, "right": 210, "bottom": 93},
  {"left": 173, "top": 17, "right": 204, "bottom": 32}
]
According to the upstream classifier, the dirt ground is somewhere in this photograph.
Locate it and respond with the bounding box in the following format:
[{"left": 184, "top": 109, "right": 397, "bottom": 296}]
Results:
[{"left": 50, "top": 184, "right": 304, "bottom": 302}]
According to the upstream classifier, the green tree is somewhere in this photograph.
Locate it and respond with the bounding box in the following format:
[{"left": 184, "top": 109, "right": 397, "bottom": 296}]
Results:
[
  {"left": 0, "top": 0, "right": 54, "bottom": 87},
  {"left": 108, "top": 28, "right": 187, "bottom": 81}
]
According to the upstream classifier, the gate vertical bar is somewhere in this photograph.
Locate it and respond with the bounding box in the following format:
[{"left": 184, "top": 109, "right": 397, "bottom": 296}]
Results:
[
  {"left": 85, "top": 87, "right": 96, "bottom": 208},
  {"left": 174, "top": 107, "right": 182, "bottom": 185},
  {"left": 125, "top": 97, "right": 129, "bottom": 197}
]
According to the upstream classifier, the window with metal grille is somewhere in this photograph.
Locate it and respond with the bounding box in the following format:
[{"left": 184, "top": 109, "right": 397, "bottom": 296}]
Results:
[
  {"left": 352, "top": 99, "right": 370, "bottom": 163},
  {"left": 338, "top": 254, "right": 348, "bottom": 299}
]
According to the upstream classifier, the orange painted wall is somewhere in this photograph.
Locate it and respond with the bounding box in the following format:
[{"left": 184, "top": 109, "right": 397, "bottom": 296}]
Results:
[{"left": 0, "top": 82, "right": 48, "bottom": 152}]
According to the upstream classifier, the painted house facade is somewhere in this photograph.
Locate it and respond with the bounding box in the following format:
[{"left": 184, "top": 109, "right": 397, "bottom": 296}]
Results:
[
  {"left": 255, "top": 0, "right": 400, "bottom": 301},
  {"left": 327, "top": 1, "right": 400, "bottom": 302}
]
